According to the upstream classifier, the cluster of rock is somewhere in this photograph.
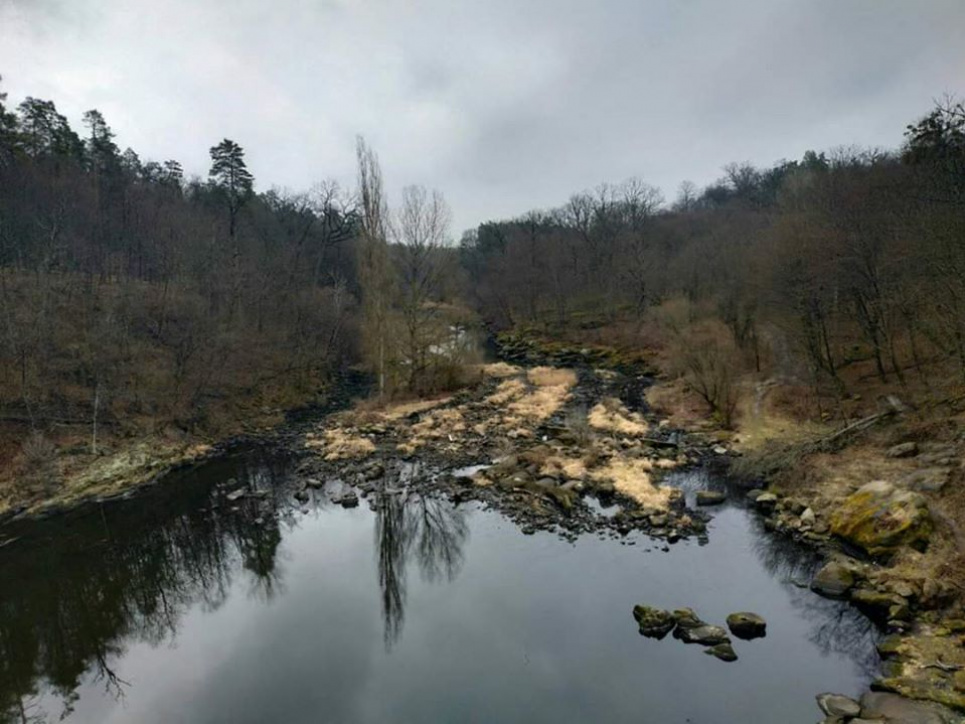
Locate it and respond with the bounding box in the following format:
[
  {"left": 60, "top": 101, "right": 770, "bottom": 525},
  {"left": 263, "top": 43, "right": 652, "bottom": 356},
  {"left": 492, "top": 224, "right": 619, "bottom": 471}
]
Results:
[
  {"left": 632, "top": 605, "right": 766, "bottom": 662},
  {"left": 493, "top": 332, "right": 653, "bottom": 374},
  {"left": 750, "top": 478, "right": 965, "bottom": 713},
  {"left": 886, "top": 440, "right": 958, "bottom": 494},
  {"left": 816, "top": 691, "right": 960, "bottom": 724},
  {"left": 809, "top": 557, "right": 956, "bottom": 630},
  {"left": 745, "top": 487, "right": 832, "bottom": 545}
]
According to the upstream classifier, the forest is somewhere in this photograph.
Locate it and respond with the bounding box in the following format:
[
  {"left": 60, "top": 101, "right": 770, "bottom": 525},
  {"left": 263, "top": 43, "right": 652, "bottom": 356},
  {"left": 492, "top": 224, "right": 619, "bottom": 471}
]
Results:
[{"left": 0, "top": 73, "right": 963, "bottom": 502}]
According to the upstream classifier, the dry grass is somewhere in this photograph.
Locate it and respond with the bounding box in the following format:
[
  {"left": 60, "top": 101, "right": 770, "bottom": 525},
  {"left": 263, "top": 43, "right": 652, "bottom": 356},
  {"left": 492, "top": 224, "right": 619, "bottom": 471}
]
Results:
[
  {"left": 645, "top": 377, "right": 711, "bottom": 428},
  {"left": 589, "top": 458, "right": 672, "bottom": 508},
  {"left": 477, "top": 362, "right": 523, "bottom": 378},
  {"left": 307, "top": 428, "right": 376, "bottom": 461},
  {"left": 588, "top": 398, "right": 648, "bottom": 436},
  {"left": 486, "top": 379, "right": 527, "bottom": 405},
  {"left": 540, "top": 455, "right": 588, "bottom": 480},
  {"left": 494, "top": 367, "right": 577, "bottom": 426},
  {"left": 527, "top": 366, "right": 577, "bottom": 387},
  {"left": 397, "top": 408, "right": 468, "bottom": 454},
  {"left": 506, "top": 385, "right": 572, "bottom": 425}
]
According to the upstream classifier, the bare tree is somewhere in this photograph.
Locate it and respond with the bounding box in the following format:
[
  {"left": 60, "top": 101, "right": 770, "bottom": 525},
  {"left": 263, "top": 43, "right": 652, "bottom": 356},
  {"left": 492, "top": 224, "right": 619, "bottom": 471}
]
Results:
[
  {"left": 355, "top": 136, "right": 391, "bottom": 398},
  {"left": 394, "top": 185, "right": 452, "bottom": 392}
]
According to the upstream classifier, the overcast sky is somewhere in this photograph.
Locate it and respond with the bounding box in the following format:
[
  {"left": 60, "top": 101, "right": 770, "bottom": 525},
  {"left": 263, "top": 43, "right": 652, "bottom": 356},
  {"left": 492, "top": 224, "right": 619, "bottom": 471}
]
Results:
[{"left": 2, "top": 0, "right": 963, "bottom": 233}]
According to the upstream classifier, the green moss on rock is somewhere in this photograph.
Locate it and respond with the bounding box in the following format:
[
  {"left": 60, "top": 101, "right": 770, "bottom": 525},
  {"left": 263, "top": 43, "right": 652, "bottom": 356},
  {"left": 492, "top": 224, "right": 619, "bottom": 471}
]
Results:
[{"left": 830, "top": 481, "right": 932, "bottom": 557}]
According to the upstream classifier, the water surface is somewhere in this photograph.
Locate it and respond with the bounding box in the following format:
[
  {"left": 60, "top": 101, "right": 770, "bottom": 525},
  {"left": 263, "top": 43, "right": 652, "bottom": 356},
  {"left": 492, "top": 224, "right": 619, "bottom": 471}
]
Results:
[{"left": 0, "top": 457, "right": 876, "bottom": 723}]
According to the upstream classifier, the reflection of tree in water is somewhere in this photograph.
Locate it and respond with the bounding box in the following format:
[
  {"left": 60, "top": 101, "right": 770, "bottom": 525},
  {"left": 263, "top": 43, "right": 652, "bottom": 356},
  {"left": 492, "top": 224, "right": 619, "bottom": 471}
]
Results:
[
  {"left": 0, "top": 453, "right": 291, "bottom": 724},
  {"left": 375, "top": 485, "right": 468, "bottom": 648},
  {"left": 749, "top": 518, "right": 880, "bottom": 679}
]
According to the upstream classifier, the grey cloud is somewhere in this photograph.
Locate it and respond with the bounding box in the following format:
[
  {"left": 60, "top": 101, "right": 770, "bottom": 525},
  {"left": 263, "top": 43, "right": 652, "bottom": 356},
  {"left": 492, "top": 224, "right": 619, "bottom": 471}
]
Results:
[{"left": 2, "top": 0, "right": 963, "bottom": 232}]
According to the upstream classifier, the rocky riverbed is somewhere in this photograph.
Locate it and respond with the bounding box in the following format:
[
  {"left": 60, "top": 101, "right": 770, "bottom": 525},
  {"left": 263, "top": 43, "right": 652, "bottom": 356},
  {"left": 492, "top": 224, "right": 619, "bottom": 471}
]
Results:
[
  {"left": 282, "top": 344, "right": 965, "bottom": 723},
  {"left": 294, "top": 361, "right": 716, "bottom": 546}
]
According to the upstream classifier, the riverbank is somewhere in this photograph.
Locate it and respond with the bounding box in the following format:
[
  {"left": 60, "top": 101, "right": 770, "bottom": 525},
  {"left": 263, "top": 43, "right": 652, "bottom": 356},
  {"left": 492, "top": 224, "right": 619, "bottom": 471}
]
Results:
[
  {"left": 0, "top": 370, "right": 368, "bottom": 528},
  {"left": 3, "top": 324, "right": 964, "bottom": 721},
  {"left": 493, "top": 327, "right": 965, "bottom": 719}
]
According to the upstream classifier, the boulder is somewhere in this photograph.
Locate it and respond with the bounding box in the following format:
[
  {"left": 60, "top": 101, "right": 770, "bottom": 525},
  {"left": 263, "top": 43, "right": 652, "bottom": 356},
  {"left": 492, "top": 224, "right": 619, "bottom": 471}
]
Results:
[
  {"left": 830, "top": 481, "right": 932, "bottom": 557},
  {"left": 671, "top": 609, "right": 730, "bottom": 646},
  {"left": 850, "top": 589, "right": 909, "bottom": 623},
  {"left": 632, "top": 605, "right": 677, "bottom": 640},
  {"left": 704, "top": 642, "right": 738, "bottom": 662},
  {"left": 674, "top": 624, "right": 730, "bottom": 646},
  {"left": 746, "top": 488, "right": 766, "bottom": 503},
  {"left": 816, "top": 693, "right": 861, "bottom": 718},
  {"left": 902, "top": 468, "right": 951, "bottom": 493},
  {"left": 887, "top": 442, "right": 919, "bottom": 459},
  {"left": 811, "top": 561, "right": 856, "bottom": 598},
  {"left": 336, "top": 491, "right": 359, "bottom": 508},
  {"left": 696, "top": 490, "right": 727, "bottom": 506},
  {"left": 755, "top": 492, "right": 779, "bottom": 510},
  {"left": 858, "top": 691, "right": 960, "bottom": 723},
  {"left": 800, "top": 507, "right": 817, "bottom": 527},
  {"left": 726, "top": 612, "right": 767, "bottom": 640}
]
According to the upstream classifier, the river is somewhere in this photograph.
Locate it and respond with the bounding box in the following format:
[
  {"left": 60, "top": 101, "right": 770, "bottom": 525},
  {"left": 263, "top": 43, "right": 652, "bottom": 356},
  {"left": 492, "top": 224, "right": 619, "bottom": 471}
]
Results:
[{"left": 0, "top": 450, "right": 877, "bottom": 723}]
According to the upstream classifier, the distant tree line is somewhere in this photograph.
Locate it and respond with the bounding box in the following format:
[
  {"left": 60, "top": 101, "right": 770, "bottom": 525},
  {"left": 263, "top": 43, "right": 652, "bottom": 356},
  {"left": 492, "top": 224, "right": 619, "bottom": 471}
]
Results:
[{"left": 461, "top": 96, "right": 965, "bottom": 416}]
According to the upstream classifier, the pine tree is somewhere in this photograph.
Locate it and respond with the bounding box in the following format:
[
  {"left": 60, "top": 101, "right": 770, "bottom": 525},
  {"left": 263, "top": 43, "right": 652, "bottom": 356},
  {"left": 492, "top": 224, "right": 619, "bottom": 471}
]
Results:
[
  {"left": 0, "top": 75, "right": 19, "bottom": 165},
  {"left": 208, "top": 138, "right": 254, "bottom": 238},
  {"left": 83, "top": 109, "right": 120, "bottom": 174}
]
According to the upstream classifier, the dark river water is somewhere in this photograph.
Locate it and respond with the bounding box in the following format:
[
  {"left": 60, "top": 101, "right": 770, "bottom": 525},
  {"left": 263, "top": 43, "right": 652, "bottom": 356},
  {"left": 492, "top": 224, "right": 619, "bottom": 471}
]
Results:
[{"left": 0, "top": 454, "right": 877, "bottom": 723}]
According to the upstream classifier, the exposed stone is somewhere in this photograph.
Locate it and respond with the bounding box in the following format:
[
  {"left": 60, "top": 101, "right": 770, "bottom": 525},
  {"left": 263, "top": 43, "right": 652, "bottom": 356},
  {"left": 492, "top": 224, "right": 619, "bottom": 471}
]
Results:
[
  {"left": 726, "top": 611, "right": 767, "bottom": 640},
  {"left": 816, "top": 693, "right": 861, "bottom": 718},
  {"left": 830, "top": 481, "right": 932, "bottom": 557},
  {"left": 704, "top": 642, "right": 738, "bottom": 662},
  {"left": 671, "top": 609, "right": 730, "bottom": 646},
  {"left": 785, "top": 498, "right": 808, "bottom": 515},
  {"left": 632, "top": 605, "right": 677, "bottom": 640},
  {"left": 887, "top": 442, "right": 919, "bottom": 459},
  {"left": 336, "top": 491, "right": 359, "bottom": 508},
  {"left": 696, "top": 490, "right": 727, "bottom": 506},
  {"left": 903, "top": 467, "right": 951, "bottom": 493},
  {"left": 674, "top": 624, "right": 731, "bottom": 646},
  {"left": 858, "top": 691, "right": 960, "bottom": 724},
  {"left": 755, "top": 492, "right": 778, "bottom": 510},
  {"left": 800, "top": 507, "right": 816, "bottom": 527},
  {"left": 849, "top": 588, "right": 907, "bottom": 623},
  {"left": 746, "top": 488, "right": 766, "bottom": 503},
  {"left": 811, "top": 561, "right": 856, "bottom": 598}
]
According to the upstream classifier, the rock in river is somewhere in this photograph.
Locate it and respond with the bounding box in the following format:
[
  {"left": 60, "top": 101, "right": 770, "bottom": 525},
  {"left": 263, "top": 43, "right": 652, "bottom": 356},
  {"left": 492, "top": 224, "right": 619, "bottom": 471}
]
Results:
[
  {"left": 334, "top": 491, "right": 359, "bottom": 508},
  {"left": 858, "top": 691, "right": 960, "bottom": 724},
  {"left": 726, "top": 612, "right": 767, "bottom": 640},
  {"left": 704, "top": 642, "right": 738, "bottom": 662},
  {"left": 632, "top": 605, "right": 677, "bottom": 640},
  {"left": 696, "top": 490, "right": 726, "bottom": 506},
  {"left": 830, "top": 481, "right": 932, "bottom": 557},
  {"left": 672, "top": 609, "right": 730, "bottom": 646},
  {"left": 810, "top": 561, "right": 856, "bottom": 598},
  {"left": 816, "top": 692, "right": 861, "bottom": 718}
]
